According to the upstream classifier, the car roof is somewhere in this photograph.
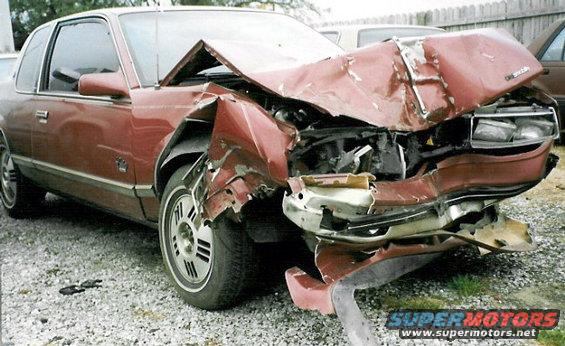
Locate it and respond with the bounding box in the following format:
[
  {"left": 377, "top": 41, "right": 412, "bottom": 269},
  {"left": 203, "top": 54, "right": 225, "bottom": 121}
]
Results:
[{"left": 51, "top": 5, "right": 273, "bottom": 22}]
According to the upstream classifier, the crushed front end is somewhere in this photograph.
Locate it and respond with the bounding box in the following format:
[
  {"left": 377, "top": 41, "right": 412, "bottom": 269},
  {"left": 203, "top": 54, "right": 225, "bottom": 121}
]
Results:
[
  {"left": 162, "top": 27, "right": 560, "bottom": 345},
  {"left": 283, "top": 99, "right": 559, "bottom": 253},
  {"left": 281, "top": 93, "right": 559, "bottom": 345}
]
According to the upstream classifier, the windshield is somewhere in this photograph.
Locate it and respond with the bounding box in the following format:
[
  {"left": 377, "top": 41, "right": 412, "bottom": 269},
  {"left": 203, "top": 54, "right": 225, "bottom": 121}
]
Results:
[
  {"left": 358, "top": 27, "right": 445, "bottom": 47},
  {"left": 0, "top": 58, "right": 16, "bottom": 81},
  {"left": 120, "top": 10, "right": 341, "bottom": 86}
]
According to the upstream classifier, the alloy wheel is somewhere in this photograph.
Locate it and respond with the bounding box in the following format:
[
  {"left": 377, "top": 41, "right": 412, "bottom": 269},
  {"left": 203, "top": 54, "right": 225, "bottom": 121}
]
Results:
[{"left": 167, "top": 191, "right": 214, "bottom": 286}]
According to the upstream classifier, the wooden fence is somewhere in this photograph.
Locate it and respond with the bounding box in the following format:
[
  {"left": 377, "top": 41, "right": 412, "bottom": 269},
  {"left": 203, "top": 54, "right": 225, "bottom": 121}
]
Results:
[{"left": 313, "top": 0, "right": 565, "bottom": 45}]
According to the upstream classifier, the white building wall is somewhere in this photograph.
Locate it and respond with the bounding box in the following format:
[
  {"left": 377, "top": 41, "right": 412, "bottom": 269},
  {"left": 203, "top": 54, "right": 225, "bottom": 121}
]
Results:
[{"left": 0, "top": 0, "right": 15, "bottom": 53}]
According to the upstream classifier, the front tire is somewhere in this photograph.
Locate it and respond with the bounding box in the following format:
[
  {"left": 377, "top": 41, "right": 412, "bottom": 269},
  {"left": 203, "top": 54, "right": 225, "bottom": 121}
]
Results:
[
  {"left": 159, "top": 159, "right": 255, "bottom": 310},
  {"left": 0, "top": 138, "right": 45, "bottom": 218}
]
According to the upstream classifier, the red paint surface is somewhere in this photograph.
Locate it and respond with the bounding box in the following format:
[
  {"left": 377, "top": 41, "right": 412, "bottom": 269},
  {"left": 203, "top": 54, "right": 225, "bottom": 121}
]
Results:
[{"left": 164, "top": 29, "right": 542, "bottom": 131}]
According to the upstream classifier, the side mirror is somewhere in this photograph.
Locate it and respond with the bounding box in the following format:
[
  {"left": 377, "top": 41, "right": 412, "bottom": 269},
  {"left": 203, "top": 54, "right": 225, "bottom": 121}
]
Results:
[{"left": 78, "top": 71, "right": 129, "bottom": 98}]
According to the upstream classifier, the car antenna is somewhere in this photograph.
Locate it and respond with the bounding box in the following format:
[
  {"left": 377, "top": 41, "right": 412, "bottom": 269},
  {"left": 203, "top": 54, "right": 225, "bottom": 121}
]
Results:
[{"left": 154, "top": 1, "right": 161, "bottom": 90}]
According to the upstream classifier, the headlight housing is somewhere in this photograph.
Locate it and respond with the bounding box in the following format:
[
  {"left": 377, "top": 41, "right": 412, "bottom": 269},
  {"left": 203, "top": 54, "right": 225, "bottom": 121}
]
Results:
[{"left": 470, "top": 105, "right": 559, "bottom": 148}]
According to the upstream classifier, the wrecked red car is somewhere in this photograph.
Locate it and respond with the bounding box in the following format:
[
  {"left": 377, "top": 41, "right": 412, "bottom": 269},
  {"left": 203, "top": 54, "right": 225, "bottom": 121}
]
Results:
[{"left": 0, "top": 7, "right": 559, "bottom": 339}]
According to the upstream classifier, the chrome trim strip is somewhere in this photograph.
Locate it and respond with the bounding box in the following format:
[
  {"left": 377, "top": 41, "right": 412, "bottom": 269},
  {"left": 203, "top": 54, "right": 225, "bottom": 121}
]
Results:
[
  {"left": 11, "top": 154, "right": 34, "bottom": 167},
  {"left": 114, "top": 15, "right": 142, "bottom": 88},
  {"left": 33, "top": 92, "right": 132, "bottom": 105},
  {"left": 134, "top": 185, "right": 156, "bottom": 198},
  {"left": 33, "top": 160, "right": 136, "bottom": 196},
  {"left": 11, "top": 155, "right": 155, "bottom": 198},
  {"left": 473, "top": 111, "right": 555, "bottom": 118}
]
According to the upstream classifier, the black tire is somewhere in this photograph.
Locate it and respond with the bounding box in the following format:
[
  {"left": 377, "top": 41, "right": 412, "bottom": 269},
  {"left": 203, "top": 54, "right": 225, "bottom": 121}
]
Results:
[
  {"left": 0, "top": 138, "right": 45, "bottom": 218},
  {"left": 159, "top": 160, "right": 256, "bottom": 310}
]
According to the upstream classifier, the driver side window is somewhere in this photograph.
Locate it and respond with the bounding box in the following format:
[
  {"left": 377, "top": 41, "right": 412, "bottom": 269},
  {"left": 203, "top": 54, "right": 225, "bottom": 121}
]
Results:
[{"left": 47, "top": 19, "right": 120, "bottom": 93}]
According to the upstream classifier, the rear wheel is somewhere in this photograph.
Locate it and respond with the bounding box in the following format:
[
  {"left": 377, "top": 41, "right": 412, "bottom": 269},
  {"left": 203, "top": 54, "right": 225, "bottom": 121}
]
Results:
[
  {"left": 159, "top": 158, "right": 255, "bottom": 310},
  {"left": 0, "top": 138, "right": 45, "bottom": 218}
]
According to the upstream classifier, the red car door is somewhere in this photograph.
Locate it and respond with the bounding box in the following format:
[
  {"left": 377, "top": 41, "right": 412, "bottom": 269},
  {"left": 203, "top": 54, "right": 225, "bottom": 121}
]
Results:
[{"left": 31, "top": 17, "right": 145, "bottom": 220}]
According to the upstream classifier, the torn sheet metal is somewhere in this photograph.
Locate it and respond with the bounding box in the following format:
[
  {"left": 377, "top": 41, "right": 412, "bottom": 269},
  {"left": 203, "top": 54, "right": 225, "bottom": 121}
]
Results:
[
  {"left": 162, "top": 82, "right": 299, "bottom": 220},
  {"left": 203, "top": 92, "right": 298, "bottom": 219},
  {"left": 162, "top": 28, "right": 542, "bottom": 131},
  {"left": 403, "top": 215, "right": 535, "bottom": 255},
  {"left": 282, "top": 141, "right": 552, "bottom": 241},
  {"left": 369, "top": 139, "right": 552, "bottom": 210},
  {"left": 286, "top": 212, "right": 533, "bottom": 345},
  {"left": 285, "top": 241, "right": 462, "bottom": 315}
]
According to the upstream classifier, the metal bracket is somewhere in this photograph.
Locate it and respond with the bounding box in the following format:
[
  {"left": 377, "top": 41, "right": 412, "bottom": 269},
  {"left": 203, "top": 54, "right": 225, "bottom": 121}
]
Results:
[{"left": 331, "top": 253, "right": 441, "bottom": 345}]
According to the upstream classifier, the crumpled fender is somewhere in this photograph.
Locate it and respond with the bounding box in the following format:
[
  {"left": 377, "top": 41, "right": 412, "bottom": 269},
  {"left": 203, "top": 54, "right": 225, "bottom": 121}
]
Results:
[
  {"left": 162, "top": 28, "right": 542, "bottom": 131},
  {"left": 202, "top": 91, "right": 298, "bottom": 220},
  {"left": 153, "top": 83, "right": 297, "bottom": 220}
]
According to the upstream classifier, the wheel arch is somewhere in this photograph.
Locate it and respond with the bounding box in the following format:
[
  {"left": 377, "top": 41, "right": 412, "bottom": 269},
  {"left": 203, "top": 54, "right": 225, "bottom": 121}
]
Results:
[{"left": 154, "top": 118, "right": 212, "bottom": 200}]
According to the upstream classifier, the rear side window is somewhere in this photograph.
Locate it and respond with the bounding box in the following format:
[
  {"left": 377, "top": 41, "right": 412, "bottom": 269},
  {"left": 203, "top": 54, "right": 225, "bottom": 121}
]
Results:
[
  {"left": 541, "top": 27, "right": 565, "bottom": 61},
  {"left": 46, "top": 20, "right": 120, "bottom": 93},
  {"left": 16, "top": 27, "right": 49, "bottom": 92}
]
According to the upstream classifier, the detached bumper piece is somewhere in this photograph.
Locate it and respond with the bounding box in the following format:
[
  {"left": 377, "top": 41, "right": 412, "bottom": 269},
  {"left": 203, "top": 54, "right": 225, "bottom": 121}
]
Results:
[
  {"left": 285, "top": 242, "right": 453, "bottom": 345},
  {"left": 285, "top": 214, "right": 534, "bottom": 345}
]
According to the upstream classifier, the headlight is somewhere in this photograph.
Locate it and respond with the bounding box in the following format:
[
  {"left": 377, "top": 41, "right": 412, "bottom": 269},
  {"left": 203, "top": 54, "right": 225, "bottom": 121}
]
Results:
[
  {"left": 514, "top": 118, "right": 555, "bottom": 140},
  {"left": 473, "top": 119, "right": 516, "bottom": 142},
  {"left": 470, "top": 106, "right": 558, "bottom": 148}
]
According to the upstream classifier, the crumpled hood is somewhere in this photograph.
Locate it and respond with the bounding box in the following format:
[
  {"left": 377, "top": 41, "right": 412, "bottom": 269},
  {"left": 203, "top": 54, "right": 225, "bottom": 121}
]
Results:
[{"left": 162, "top": 28, "right": 542, "bottom": 131}]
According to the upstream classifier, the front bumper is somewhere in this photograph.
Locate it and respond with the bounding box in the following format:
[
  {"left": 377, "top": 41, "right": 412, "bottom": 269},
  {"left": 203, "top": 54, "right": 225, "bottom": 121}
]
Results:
[{"left": 283, "top": 140, "right": 555, "bottom": 249}]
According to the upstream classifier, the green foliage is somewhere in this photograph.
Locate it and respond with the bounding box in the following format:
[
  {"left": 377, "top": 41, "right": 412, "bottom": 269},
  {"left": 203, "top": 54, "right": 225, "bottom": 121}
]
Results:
[
  {"left": 10, "top": 0, "right": 317, "bottom": 50},
  {"left": 538, "top": 328, "right": 565, "bottom": 346},
  {"left": 10, "top": 0, "right": 139, "bottom": 49},
  {"left": 383, "top": 295, "right": 445, "bottom": 310},
  {"left": 448, "top": 275, "right": 486, "bottom": 297}
]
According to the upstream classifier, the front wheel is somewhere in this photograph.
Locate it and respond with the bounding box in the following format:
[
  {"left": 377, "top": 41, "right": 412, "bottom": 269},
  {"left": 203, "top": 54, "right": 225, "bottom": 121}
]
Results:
[{"left": 159, "top": 159, "right": 256, "bottom": 310}]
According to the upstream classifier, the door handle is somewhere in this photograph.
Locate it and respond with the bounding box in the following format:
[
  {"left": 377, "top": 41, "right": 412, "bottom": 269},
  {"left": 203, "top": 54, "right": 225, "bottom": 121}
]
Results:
[
  {"left": 542, "top": 68, "right": 550, "bottom": 75},
  {"left": 35, "top": 110, "right": 49, "bottom": 123}
]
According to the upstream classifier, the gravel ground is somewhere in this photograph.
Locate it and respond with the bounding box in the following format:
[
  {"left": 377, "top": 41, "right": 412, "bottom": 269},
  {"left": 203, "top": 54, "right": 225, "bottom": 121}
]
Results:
[{"left": 1, "top": 147, "right": 563, "bottom": 346}]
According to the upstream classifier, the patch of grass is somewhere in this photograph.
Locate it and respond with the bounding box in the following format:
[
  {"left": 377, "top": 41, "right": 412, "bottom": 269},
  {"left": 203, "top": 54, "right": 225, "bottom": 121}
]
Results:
[
  {"left": 17, "top": 288, "right": 31, "bottom": 295},
  {"left": 383, "top": 295, "right": 445, "bottom": 310},
  {"left": 538, "top": 329, "right": 565, "bottom": 346},
  {"left": 448, "top": 275, "right": 486, "bottom": 297}
]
